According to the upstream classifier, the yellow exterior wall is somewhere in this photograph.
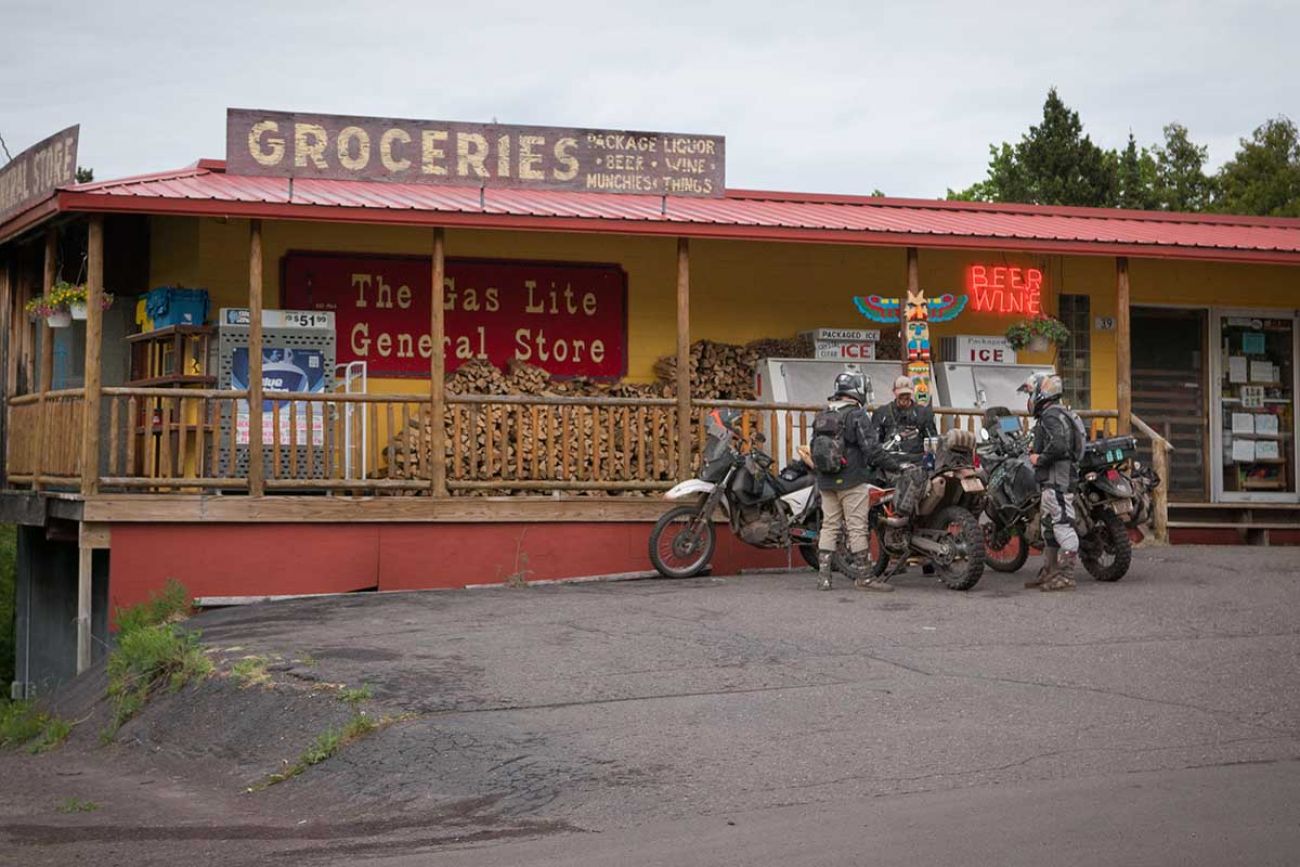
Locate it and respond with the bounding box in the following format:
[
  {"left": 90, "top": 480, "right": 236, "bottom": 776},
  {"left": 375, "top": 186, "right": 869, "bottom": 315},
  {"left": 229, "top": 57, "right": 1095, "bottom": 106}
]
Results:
[{"left": 148, "top": 216, "right": 1299, "bottom": 410}]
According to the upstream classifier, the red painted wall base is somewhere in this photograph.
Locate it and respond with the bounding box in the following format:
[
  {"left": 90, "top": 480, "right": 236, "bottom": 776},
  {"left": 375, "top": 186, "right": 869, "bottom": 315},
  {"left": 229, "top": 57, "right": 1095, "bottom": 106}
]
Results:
[{"left": 107, "top": 522, "right": 795, "bottom": 615}]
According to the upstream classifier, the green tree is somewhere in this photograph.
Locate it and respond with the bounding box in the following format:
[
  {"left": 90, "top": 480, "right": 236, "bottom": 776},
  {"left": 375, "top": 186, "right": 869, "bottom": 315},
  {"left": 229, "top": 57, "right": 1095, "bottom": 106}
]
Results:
[
  {"left": 1214, "top": 116, "right": 1300, "bottom": 217},
  {"left": 75, "top": 167, "right": 94, "bottom": 184},
  {"left": 947, "top": 89, "right": 1117, "bottom": 207},
  {"left": 1117, "top": 133, "right": 1159, "bottom": 210},
  {"left": 1152, "top": 123, "right": 1213, "bottom": 211}
]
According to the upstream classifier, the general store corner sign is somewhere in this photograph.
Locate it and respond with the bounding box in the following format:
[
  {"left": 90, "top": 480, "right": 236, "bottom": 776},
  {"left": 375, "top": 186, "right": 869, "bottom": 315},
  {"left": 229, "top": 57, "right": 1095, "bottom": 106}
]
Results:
[
  {"left": 0, "top": 125, "right": 79, "bottom": 224},
  {"left": 228, "top": 109, "right": 725, "bottom": 197},
  {"left": 282, "top": 252, "right": 627, "bottom": 378}
]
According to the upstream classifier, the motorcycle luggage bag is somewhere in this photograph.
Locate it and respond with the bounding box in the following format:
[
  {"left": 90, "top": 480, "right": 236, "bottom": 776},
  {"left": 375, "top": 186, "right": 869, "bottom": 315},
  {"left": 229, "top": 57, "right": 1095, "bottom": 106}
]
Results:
[{"left": 1080, "top": 435, "right": 1138, "bottom": 472}]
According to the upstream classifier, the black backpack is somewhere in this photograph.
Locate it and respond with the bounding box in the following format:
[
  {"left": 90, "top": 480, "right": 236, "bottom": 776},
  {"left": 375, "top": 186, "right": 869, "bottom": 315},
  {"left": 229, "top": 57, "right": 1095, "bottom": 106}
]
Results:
[
  {"left": 1043, "top": 404, "right": 1087, "bottom": 462},
  {"left": 810, "top": 406, "right": 852, "bottom": 474}
]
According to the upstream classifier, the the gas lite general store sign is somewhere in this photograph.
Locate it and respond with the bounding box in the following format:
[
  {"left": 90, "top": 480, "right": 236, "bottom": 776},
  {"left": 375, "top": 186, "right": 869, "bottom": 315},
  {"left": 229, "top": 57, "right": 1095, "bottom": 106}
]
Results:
[
  {"left": 282, "top": 253, "right": 628, "bottom": 378},
  {"left": 228, "top": 109, "right": 724, "bottom": 197}
]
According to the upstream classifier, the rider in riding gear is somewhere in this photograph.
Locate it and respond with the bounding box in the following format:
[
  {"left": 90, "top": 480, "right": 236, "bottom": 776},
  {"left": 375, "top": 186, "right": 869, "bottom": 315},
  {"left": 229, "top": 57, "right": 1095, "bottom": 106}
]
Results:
[
  {"left": 873, "top": 375, "right": 938, "bottom": 458},
  {"left": 1020, "top": 372, "right": 1084, "bottom": 592},
  {"left": 815, "top": 372, "right": 902, "bottom": 592}
]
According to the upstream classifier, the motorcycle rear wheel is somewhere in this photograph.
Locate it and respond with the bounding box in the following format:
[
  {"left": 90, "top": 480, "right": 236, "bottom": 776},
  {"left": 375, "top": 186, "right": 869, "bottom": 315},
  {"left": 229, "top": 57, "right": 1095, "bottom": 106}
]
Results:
[
  {"left": 930, "top": 506, "right": 986, "bottom": 591},
  {"left": 1081, "top": 509, "right": 1132, "bottom": 582},
  {"left": 649, "top": 505, "right": 717, "bottom": 578}
]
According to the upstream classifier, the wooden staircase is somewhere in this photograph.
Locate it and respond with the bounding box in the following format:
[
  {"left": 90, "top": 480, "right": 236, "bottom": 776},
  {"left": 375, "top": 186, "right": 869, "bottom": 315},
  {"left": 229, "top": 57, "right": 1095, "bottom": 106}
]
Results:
[{"left": 1167, "top": 502, "right": 1300, "bottom": 545}]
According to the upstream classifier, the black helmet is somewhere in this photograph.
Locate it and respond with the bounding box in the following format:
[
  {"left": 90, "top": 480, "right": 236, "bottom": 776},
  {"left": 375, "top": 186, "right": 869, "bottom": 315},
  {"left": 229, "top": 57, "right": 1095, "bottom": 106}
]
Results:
[
  {"left": 830, "top": 372, "right": 866, "bottom": 405},
  {"left": 1017, "top": 372, "right": 1064, "bottom": 417}
]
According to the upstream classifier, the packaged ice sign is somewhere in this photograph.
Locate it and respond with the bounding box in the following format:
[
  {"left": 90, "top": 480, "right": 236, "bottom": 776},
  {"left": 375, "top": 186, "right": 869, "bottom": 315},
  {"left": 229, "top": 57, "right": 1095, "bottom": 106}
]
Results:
[
  {"left": 804, "top": 328, "right": 880, "bottom": 343},
  {"left": 282, "top": 252, "right": 627, "bottom": 378},
  {"left": 815, "top": 342, "right": 876, "bottom": 360},
  {"left": 953, "top": 335, "right": 1017, "bottom": 365},
  {"left": 967, "top": 265, "right": 1044, "bottom": 316}
]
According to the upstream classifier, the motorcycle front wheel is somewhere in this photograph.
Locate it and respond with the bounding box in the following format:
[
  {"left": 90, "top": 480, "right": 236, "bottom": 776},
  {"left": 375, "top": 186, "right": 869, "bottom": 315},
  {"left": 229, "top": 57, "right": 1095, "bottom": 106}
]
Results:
[
  {"left": 930, "top": 506, "right": 986, "bottom": 591},
  {"left": 982, "top": 519, "right": 1030, "bottom": 573},
  {"left": 648, "top": 505, "right": 717, "bottom": 578},
  {"left": 1081, "top": 509, "right": 1132, "bottom": 582}
]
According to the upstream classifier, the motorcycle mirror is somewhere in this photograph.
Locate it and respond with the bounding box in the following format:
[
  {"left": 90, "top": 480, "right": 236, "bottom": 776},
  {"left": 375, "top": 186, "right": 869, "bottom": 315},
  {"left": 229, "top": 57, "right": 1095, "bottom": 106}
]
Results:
[
  {"left": 979, "top": 428, "right": 989, "bottom": 442},
  {"left": 753, "top": 432, "right": 767, "bottom": 444}
]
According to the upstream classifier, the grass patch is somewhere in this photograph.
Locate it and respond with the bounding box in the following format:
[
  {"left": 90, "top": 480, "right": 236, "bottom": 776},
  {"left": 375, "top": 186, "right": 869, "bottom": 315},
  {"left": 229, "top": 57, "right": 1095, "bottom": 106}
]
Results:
[
  {"left": 249, "top": 710, "right": 389, "bottom": 792},
  {"left": 113, "top": 579, "right": 191, "bottom": 635},
  {"left": 337, "top": 683, "right": 373, "bottom": 708},
  {"left": 102, "top": 581, "right": 212, "bottom": 740},
  {"left": 57, "top": 797, "right": 98, "bottom": 814},
  {"left": 0, "top": 700, "right": 71, "bottom": 753},
  {"left": 231, "top": 656, "right": 270, "bottom": 688}
]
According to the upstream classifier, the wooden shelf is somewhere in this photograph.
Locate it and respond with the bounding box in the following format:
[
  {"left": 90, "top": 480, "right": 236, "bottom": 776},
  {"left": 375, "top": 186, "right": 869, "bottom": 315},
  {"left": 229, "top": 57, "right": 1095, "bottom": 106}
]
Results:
[{"left": 125, "top": 325, "right": 214, "bottom": 343}]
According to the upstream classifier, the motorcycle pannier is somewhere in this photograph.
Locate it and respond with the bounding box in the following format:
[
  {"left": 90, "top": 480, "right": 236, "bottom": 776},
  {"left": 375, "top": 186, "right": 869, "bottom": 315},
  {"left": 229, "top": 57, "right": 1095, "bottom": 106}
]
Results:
[{"left": 1080, "top": 435, "right": 1138, "bottom": 472}]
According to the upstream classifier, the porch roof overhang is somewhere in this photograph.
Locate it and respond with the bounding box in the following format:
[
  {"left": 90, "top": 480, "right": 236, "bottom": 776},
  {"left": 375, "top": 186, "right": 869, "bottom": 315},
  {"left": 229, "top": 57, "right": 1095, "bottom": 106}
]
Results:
[{"left": 4, "top": 158, "right": 1300, "bottom": 265}]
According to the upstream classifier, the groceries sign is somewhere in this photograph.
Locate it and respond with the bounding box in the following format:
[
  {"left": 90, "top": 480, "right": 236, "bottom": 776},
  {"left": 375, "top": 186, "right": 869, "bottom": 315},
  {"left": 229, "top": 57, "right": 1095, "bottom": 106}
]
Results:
[
  {"left": 282, "top": 253, "right": 627, "bottom": 378},
  {"left": 228, "top": 109, "right": 724, "bottom": 197},
  {"left": 0, "top": 125, "right": 79, "bottom": 225}
]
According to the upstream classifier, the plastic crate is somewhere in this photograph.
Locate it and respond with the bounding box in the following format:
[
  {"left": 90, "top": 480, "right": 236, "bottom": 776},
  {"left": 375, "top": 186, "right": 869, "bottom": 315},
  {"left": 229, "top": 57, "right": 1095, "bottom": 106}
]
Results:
[{"left": 142, "top": 287, "right": 210, "bottom": 328}]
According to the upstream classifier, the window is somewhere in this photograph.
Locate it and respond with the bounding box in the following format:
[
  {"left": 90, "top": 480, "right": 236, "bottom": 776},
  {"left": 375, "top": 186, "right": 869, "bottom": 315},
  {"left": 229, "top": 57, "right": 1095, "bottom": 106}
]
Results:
[{"left": 1057, "top": 294, "right": 1091, "bottom": 409}]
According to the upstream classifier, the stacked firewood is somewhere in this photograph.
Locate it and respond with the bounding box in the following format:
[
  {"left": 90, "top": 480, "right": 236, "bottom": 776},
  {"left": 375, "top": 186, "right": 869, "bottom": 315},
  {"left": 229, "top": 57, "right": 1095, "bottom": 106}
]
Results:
[
  {"left": 383, "top": 333, "right": 815, "bottom": 488},
  {"left": 652, "top": 335, "right": 814, "bottom": 400}
]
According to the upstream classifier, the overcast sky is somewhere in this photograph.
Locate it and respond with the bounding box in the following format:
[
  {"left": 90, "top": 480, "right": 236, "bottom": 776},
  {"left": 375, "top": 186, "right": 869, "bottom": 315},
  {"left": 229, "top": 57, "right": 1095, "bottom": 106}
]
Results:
[{"left": 2, "top": 0, "right": 1295, "bottom": 198}]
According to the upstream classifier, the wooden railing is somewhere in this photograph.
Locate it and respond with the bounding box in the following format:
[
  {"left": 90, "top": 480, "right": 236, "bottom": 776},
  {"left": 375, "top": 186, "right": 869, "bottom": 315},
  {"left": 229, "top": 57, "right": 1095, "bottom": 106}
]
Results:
[
  {"left": 5, "top": 388, "right": 84, "bottom": 487},
  {"left": 1132, "top": 413, "right": 1173, "bottom": 543},
  {"left": 6, "top": 390, "right": 1129, "bottom": 500},
  {"left": 98, "top": 388, "right": 248, "bottom": 490}
]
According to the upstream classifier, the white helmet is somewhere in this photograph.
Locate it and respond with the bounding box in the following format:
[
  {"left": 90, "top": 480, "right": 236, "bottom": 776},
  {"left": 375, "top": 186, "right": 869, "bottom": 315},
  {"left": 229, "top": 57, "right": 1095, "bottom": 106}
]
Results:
[{"left": 1018, "top": 372, "right": 1063, "bottom": 417}]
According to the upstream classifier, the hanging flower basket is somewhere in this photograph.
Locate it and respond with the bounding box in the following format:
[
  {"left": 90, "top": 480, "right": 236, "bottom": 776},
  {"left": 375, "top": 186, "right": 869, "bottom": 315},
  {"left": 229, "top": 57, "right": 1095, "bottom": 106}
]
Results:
[
  {"left": 26, "top": 281, "right": 114, "bottom": 325},
  {"left": 1006, "top": 315, "right": 1070, "bottom": 352}
]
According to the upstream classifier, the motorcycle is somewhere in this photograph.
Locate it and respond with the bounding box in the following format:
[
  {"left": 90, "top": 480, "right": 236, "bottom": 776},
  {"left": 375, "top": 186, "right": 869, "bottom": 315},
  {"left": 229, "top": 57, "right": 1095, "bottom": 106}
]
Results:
[
  {"left": 977, "top": 407, "right": 1133, "bottom": 582},
  {"left": 866, "top": 428, "right": 988, "bottom": 591},
  {"left": 649, "top": 409, "right": 836, "bottom": 578}
]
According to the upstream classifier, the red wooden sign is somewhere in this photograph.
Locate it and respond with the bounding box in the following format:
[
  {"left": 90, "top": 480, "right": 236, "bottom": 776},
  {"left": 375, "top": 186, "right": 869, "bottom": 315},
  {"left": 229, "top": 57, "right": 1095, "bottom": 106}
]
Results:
[{"left": 281, "top": 253, "right": 627, "bottom": 378}]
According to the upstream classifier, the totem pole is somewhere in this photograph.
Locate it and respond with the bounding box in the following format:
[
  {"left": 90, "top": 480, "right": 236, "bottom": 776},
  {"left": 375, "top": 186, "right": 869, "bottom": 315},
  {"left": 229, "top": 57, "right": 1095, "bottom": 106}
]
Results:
[{"left": 852, "top": 289, "right": 967, "bottom": 405}]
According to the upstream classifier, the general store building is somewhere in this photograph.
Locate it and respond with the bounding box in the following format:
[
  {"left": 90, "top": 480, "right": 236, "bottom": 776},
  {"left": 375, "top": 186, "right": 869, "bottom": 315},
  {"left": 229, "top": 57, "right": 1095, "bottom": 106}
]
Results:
[{"left": 2, "top": 113, "right": 1298, "bottom": 693}]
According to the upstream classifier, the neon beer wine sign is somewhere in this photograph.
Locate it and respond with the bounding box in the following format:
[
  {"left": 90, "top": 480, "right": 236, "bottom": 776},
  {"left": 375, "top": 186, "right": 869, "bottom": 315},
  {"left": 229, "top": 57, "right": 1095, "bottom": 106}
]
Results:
[{"left": 967, "top": 265, "right": 1043, "bottom": 315}]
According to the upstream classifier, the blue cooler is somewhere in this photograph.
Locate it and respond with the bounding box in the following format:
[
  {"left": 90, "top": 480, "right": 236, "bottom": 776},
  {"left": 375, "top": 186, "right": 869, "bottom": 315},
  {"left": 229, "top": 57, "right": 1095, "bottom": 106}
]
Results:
[{"left": 144, "top": 287, "right": 210, "bottom": 328}]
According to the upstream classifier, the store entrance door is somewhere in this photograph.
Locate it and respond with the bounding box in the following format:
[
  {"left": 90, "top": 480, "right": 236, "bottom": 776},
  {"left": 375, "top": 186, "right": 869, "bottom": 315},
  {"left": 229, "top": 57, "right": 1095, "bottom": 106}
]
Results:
[
  {"left": 1210, "top": 310, "right": 1299, "bottom": 502},
  {"left": 1132, "top": 307, "right": 1208, "bottom": 500}
]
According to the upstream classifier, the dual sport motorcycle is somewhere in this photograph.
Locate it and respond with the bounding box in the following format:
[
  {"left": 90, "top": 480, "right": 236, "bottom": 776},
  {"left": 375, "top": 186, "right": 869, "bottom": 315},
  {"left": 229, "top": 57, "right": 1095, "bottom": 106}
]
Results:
[{"left": 649, "top": 409, "right": 838, "bottom": 578}]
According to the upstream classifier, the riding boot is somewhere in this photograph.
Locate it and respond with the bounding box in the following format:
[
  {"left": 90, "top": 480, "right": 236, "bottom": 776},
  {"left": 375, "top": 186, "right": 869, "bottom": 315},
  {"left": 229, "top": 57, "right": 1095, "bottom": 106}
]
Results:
[
  {"left": 851, "top": 552, "right": 894, "bottom": 592},
  {"left": 1026, "top": 547, "right": 1058, "bottom": 589},
  {"left": 817, "top": 550, "right": 833, "bottom": 591},
  {"left": 1041, "top": 551, "right": 1078, "bottom": 592}
]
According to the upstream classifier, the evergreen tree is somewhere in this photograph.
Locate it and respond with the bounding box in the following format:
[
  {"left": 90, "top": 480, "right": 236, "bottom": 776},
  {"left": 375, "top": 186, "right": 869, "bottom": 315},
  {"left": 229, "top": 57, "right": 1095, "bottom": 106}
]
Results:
[
  {"left": 1117, "top": 133, "right": 1159, "bottom": 210},
  {"left": 1215, "top": 116, "right": 1300, "bottom": 217},
  {"left": 946, "top": 89, "right": 1118, "bottom": 207},
  {"left": 1152, "top": 123, "right": 1213, "bottom": 212}
]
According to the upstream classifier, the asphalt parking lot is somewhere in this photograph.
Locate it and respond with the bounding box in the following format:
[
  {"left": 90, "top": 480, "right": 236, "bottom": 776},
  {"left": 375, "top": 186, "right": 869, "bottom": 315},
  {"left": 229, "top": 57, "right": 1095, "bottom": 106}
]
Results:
[{"left": 3, "top": 544, "right": 1299, "bottom": 866}]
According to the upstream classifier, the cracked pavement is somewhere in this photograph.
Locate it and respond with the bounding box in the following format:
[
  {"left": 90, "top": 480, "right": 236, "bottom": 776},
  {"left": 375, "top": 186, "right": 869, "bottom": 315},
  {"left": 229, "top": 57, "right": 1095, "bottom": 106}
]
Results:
[{"left": 3, "top": 544, "right": 1299, "bottom": 865}]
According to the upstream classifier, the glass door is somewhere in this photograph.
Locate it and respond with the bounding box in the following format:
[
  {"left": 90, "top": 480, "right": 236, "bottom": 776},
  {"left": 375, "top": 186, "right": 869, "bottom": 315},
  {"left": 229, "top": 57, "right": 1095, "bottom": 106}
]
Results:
[{"left": 1211, "top": 311, "right": 1299, "bottom": 502}]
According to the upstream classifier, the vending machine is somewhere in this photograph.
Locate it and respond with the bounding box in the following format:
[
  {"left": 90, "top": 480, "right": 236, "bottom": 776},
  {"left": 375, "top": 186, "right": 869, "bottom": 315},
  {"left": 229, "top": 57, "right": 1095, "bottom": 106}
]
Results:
[{"left": 217, "top": 309, "right": 336, "bottom": 480}]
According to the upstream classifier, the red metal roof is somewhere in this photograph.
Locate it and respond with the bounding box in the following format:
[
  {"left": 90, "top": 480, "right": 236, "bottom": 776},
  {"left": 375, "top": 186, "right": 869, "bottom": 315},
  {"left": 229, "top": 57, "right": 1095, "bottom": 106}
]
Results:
[{"left": 14, "top": 159, "right": 1300, "bottom": 263}]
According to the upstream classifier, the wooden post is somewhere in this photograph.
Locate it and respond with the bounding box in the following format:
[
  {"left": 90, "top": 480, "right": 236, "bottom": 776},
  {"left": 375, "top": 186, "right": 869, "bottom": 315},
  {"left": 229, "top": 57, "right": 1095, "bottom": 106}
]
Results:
[
  {"left": 0, "top": 256, "right": 10, "bottom": 488},
  {"left": 430, "top": 227, "right": 448, "bottom": 496},
  {"left": 247, "top": 220, "right": 265, "bottom": 496},
  {"left": 904, "top": 247, "right": 919, "bottom": 362},
  {"left": 2, "top": 256, "right": 15, "bottom": 401},
  {"left": 676, "top": 238, "right": 691, "bottom": 479},
  {"left": 80, "top": 217, "right": 104, "bottom": 496},
  {"left": 1116, "top": 257, "right": 1132, "bottom": 434},
  {"left": 1152, "top": 436, "right": 1170, "bottom": 544},
  {"left": 34, "top": 230, "right": 57, "bottom": 490},
  {"left": 76, "top": 545, "right": 93, "bottom": 673}
]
